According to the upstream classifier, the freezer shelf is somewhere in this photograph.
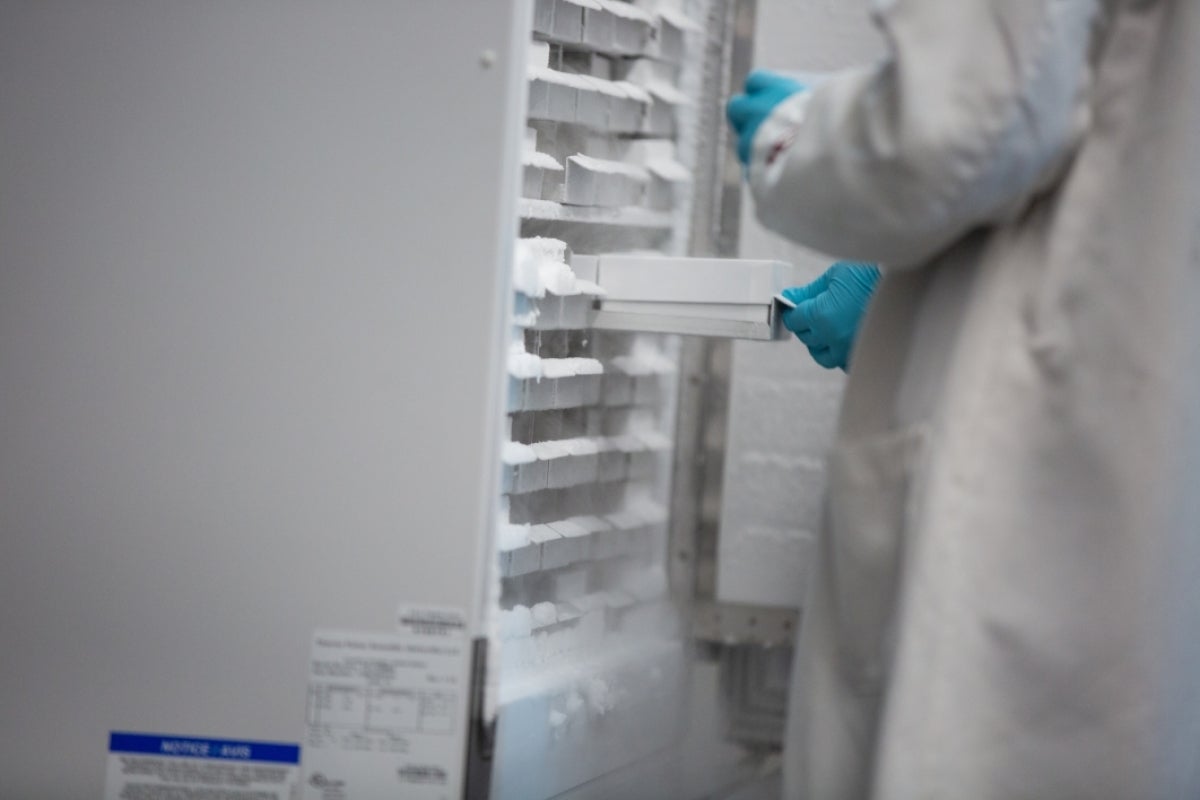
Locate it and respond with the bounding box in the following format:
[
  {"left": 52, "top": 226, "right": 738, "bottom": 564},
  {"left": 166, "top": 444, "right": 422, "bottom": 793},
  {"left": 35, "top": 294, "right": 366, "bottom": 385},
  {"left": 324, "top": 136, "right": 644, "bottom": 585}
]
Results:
[{"left": 573, "top": 254, "right": 805, "bottom": 340}]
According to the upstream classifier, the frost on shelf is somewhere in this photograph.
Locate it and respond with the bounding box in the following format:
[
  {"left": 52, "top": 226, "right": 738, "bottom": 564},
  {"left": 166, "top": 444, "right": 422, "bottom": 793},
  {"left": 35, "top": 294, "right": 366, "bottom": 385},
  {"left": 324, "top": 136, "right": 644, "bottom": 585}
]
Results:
[
  {"left": 608, "top": 341, "right": 678, "bottom": 376},
  {"left": 613, "top": 80, "right": 652, "bottom": 105},
  {"left": 540, "top": 357, "right": 603, "bottom": 379},
  {"left": 568, "top": 154, "right": 650, "bottom": 181},
  {"left": 531, "top": 601, "right": 559, "bottom": 628},
  {"left": 527, "top": 65, "right": 599, "bottom": 92},
  {"left": 632, "top": 430, "right": 673, "bottom": 451},
  {"left": 522, "top": 150, "right": 565, "bottom": 171},
  {"left": 614, "top": 566, "right": 669, "bottom": 603},
  {"left": 560, "top": 437, "right": 601, "bottom": 457},
  {"left": 646, "top": 158, "right": 691, "bottom": 183},
  {"left": 598, "top": 0, "right": 653, "bottom": 21},
  {"left": 513, "top": 237, "right": 605, "bottom": 300},
  {"left": 508, "top": 342, "right": 544, "bottom": 380},
  {"left": 502, "top": 441, "right": 538, "bottom": 465},
  {"left": 512, "top": 308, "right": 540, "bottom": 327},
  {"left": 497, "top": 521, "right": 533, "bottom": 552},
  {"left": 609, "top": 433, "right": 646, "bottom": 454},
  {"left": 498, "top": 604, "right": 533, "bottom": 640},
  {"left": 526, "top": 60, "right": 663, "bottom": 134},
  {"left": 530, "top": 440, "right": 571, "bottom": 462},
  {"left": 655, "top": 6, "right": 702, "bottom": 32},
  {"left": 586, "top": 677, "right": 614, "bottom": 715},
  {"left": 491, "top": 0, "right": 699, "bottom": 773},
  {"left": 508, "top": 342, "right": 604, "bottom": 382},
  {"left": 643, "top": 80, "right": 691, "bottom": 106},
  {"left": 513, "top": 237, "right": 566, "bottom": 298}
]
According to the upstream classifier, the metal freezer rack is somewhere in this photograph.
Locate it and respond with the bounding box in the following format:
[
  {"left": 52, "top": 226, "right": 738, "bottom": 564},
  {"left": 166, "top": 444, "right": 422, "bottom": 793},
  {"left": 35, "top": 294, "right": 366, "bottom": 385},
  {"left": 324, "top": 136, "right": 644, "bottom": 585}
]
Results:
[{"left": 575, "top": 254, "right": 806, "bottom": 340}]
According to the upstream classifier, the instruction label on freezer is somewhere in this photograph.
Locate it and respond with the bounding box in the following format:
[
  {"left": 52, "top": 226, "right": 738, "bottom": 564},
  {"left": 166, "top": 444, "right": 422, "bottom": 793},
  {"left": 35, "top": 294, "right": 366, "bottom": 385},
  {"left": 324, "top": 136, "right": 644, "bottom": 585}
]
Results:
[
  {"left": 396, "top": 605, "right": 467, "bottom": 639},
  {"left": 105, "top": 732, "right": 300, "bottom": 800},
  {"left": 302, "top": 620, "right": 469, "bottom": 800}
]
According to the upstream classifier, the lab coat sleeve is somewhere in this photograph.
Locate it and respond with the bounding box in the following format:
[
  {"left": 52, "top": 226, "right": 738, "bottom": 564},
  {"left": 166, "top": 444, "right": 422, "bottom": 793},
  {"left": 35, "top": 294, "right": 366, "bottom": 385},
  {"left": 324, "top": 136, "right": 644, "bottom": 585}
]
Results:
[{"left": 747, "top": 0, "right": 1102, "bottom": 268}]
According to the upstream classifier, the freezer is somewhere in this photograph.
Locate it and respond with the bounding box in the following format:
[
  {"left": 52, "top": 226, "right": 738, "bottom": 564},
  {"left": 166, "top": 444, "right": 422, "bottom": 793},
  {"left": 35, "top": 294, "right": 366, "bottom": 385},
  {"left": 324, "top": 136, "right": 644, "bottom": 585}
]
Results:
[{"left": 0, "top": 2, "right": 817, "bottom": 798}]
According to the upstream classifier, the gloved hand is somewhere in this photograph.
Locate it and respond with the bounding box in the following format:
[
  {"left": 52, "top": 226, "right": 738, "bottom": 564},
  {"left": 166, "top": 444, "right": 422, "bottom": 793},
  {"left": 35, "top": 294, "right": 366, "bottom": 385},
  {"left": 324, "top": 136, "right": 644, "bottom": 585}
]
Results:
[
  {"left": 781, "top": 262, "right": 881, "bottom": 370},
  {"left": 726, "top": 70, "right": 806, "bottom": 165}
]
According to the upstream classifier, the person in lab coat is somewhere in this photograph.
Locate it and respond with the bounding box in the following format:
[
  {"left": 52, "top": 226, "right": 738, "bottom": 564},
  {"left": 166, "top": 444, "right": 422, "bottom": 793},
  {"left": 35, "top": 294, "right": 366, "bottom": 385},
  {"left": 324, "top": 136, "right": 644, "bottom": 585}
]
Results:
[{"left": 727, "top": 1, "right": 1200, "bottom": 798}]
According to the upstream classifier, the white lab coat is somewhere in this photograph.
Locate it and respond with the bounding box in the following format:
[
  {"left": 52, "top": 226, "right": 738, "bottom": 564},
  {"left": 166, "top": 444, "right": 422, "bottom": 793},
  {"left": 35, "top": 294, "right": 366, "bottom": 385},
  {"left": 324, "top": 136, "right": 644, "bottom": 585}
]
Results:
[{"left": 746, "top": 1, "right": 1200, "bottom": 797}]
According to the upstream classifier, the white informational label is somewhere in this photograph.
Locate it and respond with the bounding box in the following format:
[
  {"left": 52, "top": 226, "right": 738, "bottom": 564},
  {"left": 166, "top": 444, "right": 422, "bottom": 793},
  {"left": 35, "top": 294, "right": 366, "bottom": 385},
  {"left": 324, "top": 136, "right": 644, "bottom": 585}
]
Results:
[
  {"left": 105, "top": 732, "right": 300, "bottom": 800},
  {"left": 396, "top": 605, "right": 468, "bottom": 639},
  {"left": 302, "top": 614, "right": 470, "bottom": 800}
]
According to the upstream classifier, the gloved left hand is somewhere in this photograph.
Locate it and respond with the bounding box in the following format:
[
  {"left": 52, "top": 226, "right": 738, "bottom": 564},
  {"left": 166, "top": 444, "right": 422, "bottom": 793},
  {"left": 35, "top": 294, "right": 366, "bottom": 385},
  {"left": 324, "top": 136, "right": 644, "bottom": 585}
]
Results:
[
  {"left": 781, "top": 262, "right": 881, "bottom": 370},
  {"left": 726, "top": 70, "right": 806, "bottom": 166}
]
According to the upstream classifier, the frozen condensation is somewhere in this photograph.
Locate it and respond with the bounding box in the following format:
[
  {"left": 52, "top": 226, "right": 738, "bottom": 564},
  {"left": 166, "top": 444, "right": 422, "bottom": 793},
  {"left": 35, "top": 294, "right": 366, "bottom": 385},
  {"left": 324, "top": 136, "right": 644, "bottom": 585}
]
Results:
[
  {"left": 586, "top": 678, "right": 613, "bottom": 715},
  {"left": 508, "top": 342, "right": 544, "bottom": 379},
  {"left": 568, "top": 154, "right": 651, "bottom": 180},
  {"left": 539, "top": 261, "right": 583, "bottom": 297},
  {"left": 531, "top": 440, "right": 572, "bottom": 461},
  {"left": 632, "top": 430, "right": 673, "bottom": 451},
  {"left": 643, "top": 80, "right": 691, "bottom": 106},
  {"left": 531, "top": 601, "right": 559, "bottom": 628},
  {"left": 613, "top": 80, "right": 653, "bottom": 104},
  {"left": 646, "top": 158, "right": 692, "bottom": 182},
  {"left": 609, "top": 342, "right": 677, "bottom": 375},
  {"left": 498, "top": 605, "right": 534, "bottom": 640},
  {"left": 513, "top": 237, "right": 606, "bottom": 299},
  {"left": 540, "top": 357, "right": 603, "bottom": 379},
  {"left": 597, "top": 0, "right": 655, "bottom": 22},
  {"left": 497, "top": 522, "right": 532, "bottom": 552},
  {"left": 560, "top": 437, "right": 602, "bottom": 457},
  {"left": 502, "top": 441, "right": 539, "bottom": 465},
  {"left": 492, "top": 2, "right": 707, "bottom": 788},
  {"left": 527, "top": 40, "right": 551, "bottom": 69},
  {"left": 655, "top": 6, "right": 703, "bottom": 32},
  {"left": 513, "top": 237, "right": 567, "bottom": 298},
  {"left": 522, "top": 150, "right": 565, "bottom": 171}
]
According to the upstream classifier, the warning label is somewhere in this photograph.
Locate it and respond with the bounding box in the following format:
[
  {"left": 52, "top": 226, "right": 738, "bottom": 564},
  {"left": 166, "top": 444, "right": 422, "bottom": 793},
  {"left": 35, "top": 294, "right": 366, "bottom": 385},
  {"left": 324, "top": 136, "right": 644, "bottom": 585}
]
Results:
[{"left": 105, "top": 732, "right": 300, "bottom": 800}]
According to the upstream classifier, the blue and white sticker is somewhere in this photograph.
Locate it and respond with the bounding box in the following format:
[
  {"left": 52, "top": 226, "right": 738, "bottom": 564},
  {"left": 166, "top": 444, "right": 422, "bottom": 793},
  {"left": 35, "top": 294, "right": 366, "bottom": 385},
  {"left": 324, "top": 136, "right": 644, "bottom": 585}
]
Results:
[{"left": 105, "top": 732, "right": 300, "bottom": 800}]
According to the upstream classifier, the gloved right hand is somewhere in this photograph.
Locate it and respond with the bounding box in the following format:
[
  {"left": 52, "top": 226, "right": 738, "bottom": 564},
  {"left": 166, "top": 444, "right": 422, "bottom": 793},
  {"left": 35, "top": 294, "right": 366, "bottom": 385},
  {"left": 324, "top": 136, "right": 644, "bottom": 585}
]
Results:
[
  {"left": 726, "top": 70, "right": 806, "bottom": 166},
  {"left": 780, "top": 262, "right": 881, "bottom": 371}
]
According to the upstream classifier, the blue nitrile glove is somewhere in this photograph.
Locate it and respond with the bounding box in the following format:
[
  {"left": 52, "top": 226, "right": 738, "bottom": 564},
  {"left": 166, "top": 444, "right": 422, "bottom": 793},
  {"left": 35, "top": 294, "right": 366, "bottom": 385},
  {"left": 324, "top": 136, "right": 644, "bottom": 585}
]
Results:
[
  {"left": 781, "top": 262, "right": 881, "bottom": 371},
  {"left": 726, "top": 70, "right": 806, "bottom": 166}
]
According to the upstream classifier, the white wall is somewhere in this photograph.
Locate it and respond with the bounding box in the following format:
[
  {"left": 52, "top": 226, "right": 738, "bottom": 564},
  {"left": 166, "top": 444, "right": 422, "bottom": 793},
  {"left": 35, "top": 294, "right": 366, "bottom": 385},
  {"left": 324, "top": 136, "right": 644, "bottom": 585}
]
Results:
[{"left": 718, "top": 0, "right": 884, "bottom": 609}]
